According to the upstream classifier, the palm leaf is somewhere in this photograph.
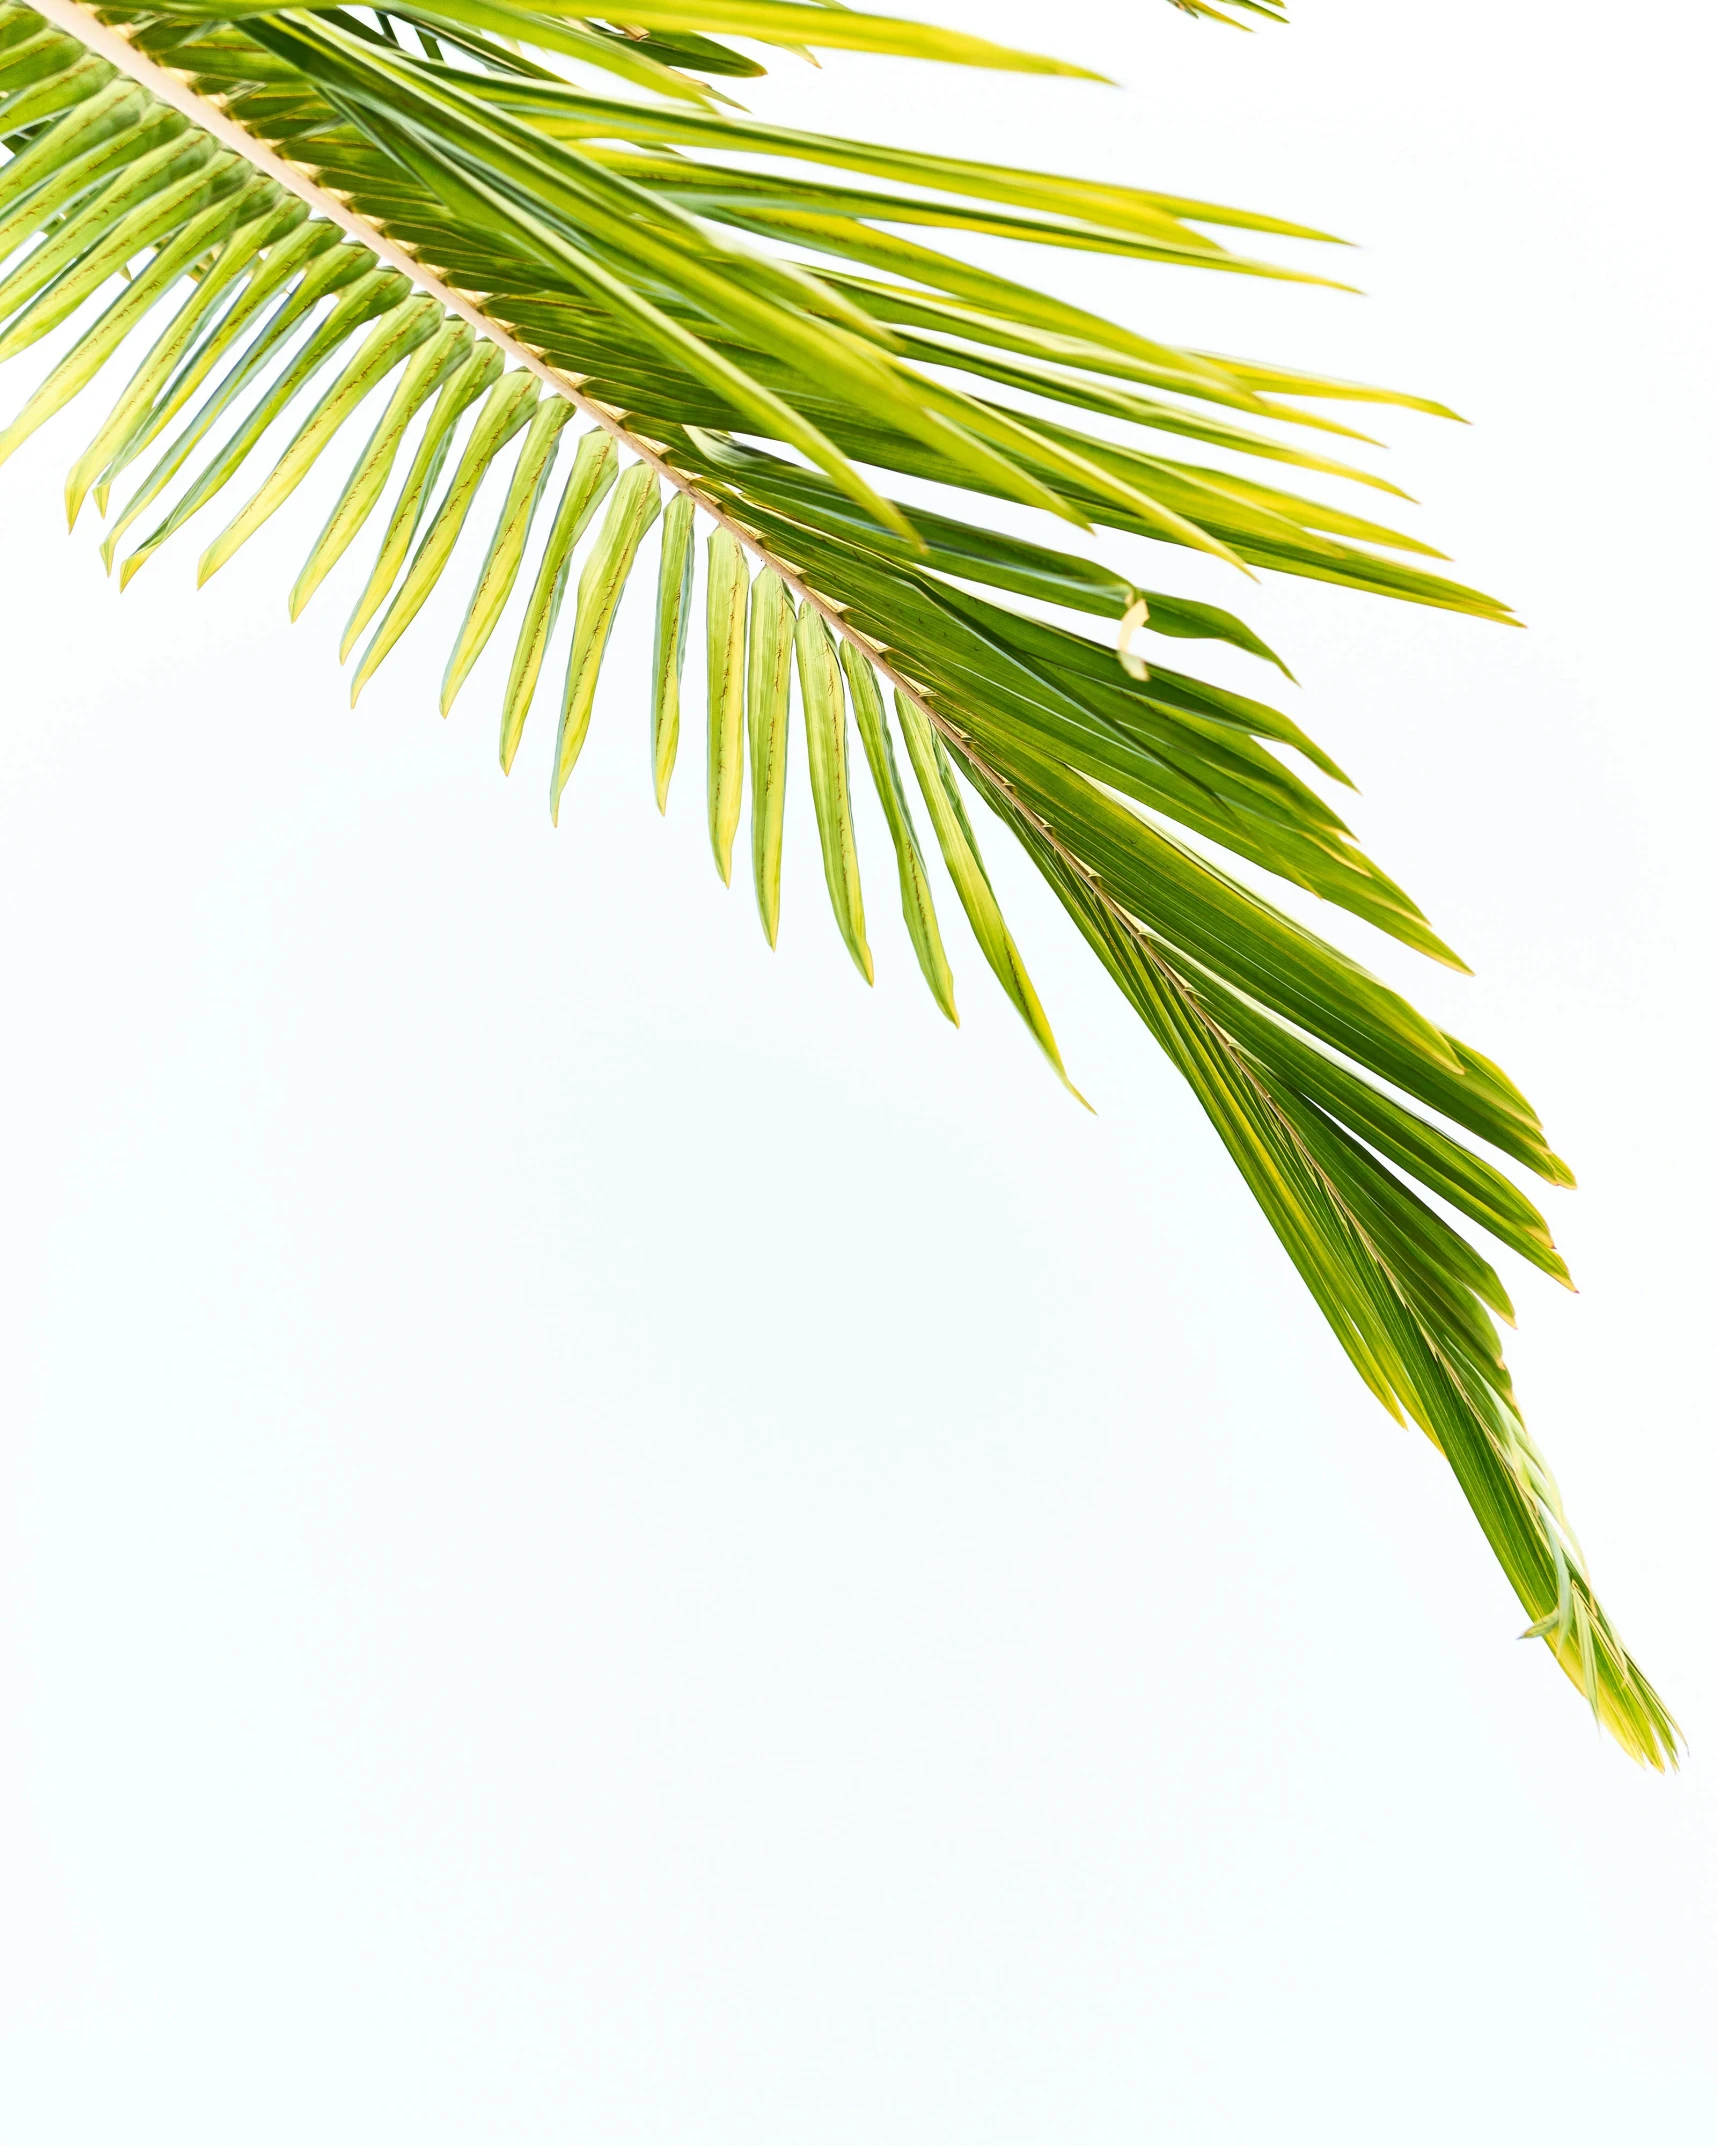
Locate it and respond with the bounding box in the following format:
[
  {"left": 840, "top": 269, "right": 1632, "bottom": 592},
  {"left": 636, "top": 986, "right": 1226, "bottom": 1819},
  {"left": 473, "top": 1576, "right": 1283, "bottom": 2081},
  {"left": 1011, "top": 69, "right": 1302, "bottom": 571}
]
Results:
[{"left": 0, "top": 0, "right": 1675, "bottom": 1763}]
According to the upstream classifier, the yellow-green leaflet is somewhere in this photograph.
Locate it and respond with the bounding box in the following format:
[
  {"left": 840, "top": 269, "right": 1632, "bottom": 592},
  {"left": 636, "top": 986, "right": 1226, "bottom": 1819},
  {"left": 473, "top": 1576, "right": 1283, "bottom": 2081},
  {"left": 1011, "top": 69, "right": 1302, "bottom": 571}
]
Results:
[
  {"left": 549, "top": 458, "right": 661, "bottom": 822},
  {"left": 893, "top": 691, "right": 1077, "bottom": 1093},
  {"left": 0, "top": 100, "right": 183, "bottom": 263},
  {"left": 563, "top": 1, "right": 1104, "bottom": 79},
  {"left": 498, "top": 427, "right": 616, "bottom": 774},
  {"left": 705, "top": 525, "right": 748, "bottom": 884},
  {"left": 290, "top": 319, "right": 472, "bottom": 621},
  {"left": 0, "top": 173, "right": 272, "bottom": 474},
  {"left": 199, "top": 292, "right": 441, "bottom": 585},
  {"left": 97, "top": 217, "right": 347, "bottom": 547},
  {"left": 350, "top": 353, "right": 530, "bottom": 689},
  {"left": 0, "top": 78, "right": 145, "bottom": 237},
  {"left": 841, "top": 644, "right": 956, "bottom": 1023},
  {"left": 0, "top": 150, "right": 238, "bottom": 365},
  {"left": 651, "top": 491, "right": 695, "bottom": 813},
  {"left": 746, "top": 567, "right": 794, "bottom": 946},
  {"left": 441, "top": 395, "right": 576, "bottom": 714},
  {"left": 0, "top": 51, "right": 106, "bottom": 135},
  {"left": 65, "top": 196, "right": 307, "bottom": 530},
  {"left": 340, "top": 340, "right": 504, "bottom": 661},
  {"left": 0, "top": 125, "right": 209, "bottom": 333},
  {"left": 120, "top": 260, "right": 408, "bottom": 592},
  {"left": 795, "top": 606, "right": 872, "bottom": 983}
]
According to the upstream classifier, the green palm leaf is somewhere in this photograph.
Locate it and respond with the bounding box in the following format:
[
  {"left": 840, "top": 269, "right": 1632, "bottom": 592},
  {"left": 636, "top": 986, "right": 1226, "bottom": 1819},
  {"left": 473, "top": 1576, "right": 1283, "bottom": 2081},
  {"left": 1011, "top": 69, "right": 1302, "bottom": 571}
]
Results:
[{"left": 0, "top": 0, "right": 1675, "bottom": 1763}]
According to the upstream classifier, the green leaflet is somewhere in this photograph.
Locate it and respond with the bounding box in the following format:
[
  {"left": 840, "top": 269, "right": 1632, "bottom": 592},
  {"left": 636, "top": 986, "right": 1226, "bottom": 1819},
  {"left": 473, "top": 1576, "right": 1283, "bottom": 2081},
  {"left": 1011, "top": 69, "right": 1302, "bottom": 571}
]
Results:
[
  {"left": 441, "top": 393, "right": 576, "bottom": 713},
  {"left": 0, "top": 83, "right": 157, "bottom": 263},
  {"left": 498, "top": 426, "right": 615, "bottom": 773},
  {"left": 65, "top": 195, "right": 308, "bottom": 529},
  {"left": 95, "top": 217, "right": 347, "bottom": 543},
  {"left": 119, "top": 250, "right": 395, "bottom": 587},
  {"left": 549, "top": 456, "right": 660, "bottom": 820},
  {"left": 597, "top": 152, "right": 1238, "bottom": 266},
  {"left": 458, "top": 69, "right": 1319, "bottom": 246},
  {"left": 746, "top": 567, "right": 793, "bottom": 945},
  {"left": 705, "top": 524, "right": 747, "bottom": 885},
  {"left": 0, "top": 172, "right": 274, "bottom": 473},
  {"left": 199, "top": 290, "right": 442, "bottom": 584},
  {"left": 795, "top": 607, "right": 871, "bottom": 983},
  {"left": 0, "top": 49, "right": 106, "bottom": 134},
  {"left": 674, "top": 438, "right": 1297, "bottom": 674},
  {"left": 841, "top": 644, "right": 956, "bottom": 1022},
  {"left": 290, "top": 317, "right": 471, "bottom": 619},
  {"left": 650, "top": 489, "right": 695, "bottom": 812},
  {"left": 0, "top": 114, "right": 199, "bottom": 298},
  {"left": 0, "top": 142, "right": 231, "bottom": 362},
  {"left": 550, "top": 2, "right": 1105, "bottom": 79},
  {"left": 411, "top": 0, "right": 734, "bottom": 108},
  {"left": 893, "top": 691, "right": 1076, "bottom": 1094},
  {"left": 341, "top": 339, "right": 503, "bottom": 661},
  {"left": 352, "top": 364, "right": 539, "bottom": 701},
  {"left": 0, "top": 27, "right": 83, "bottom": 95}
]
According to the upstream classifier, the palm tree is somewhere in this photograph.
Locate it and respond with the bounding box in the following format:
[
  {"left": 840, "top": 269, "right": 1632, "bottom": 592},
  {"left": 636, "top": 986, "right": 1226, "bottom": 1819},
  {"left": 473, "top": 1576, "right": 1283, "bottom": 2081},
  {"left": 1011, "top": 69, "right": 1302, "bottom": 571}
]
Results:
[{"left": 0, "top": 0, "right": 1676, "bottom": 1763}]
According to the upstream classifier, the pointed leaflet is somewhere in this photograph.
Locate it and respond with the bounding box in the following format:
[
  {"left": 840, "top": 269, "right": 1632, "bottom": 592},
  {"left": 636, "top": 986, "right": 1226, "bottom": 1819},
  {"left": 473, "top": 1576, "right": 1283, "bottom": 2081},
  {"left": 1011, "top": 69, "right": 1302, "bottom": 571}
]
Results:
[
  {"left": 122, "top": 259, "right": 410, "bottom": 589},
  {"left": 535, "top": 2, "right": 1105, "bottom": 78},
  {"left": 341, "top": 340, "right": 503, "bottom": 662},
  {"left": 746, "top": 567, "right": 794, "bottom": 945},
  {"left": 199, "top": 291, "right": 442, "bottom": 584},
  {"left": 651, "top": 489, "right": 695, "bottom": 812},
  {"left": 441, "top": 393, "right": 576, "bottom": 713},
  {"left": 0, "top": 93, "right": 172, "bottom": 267},
  {"left": 705, "top": 525, "right": 748, "bottom": 885},
  {"left": 549, "top": 458, "right": 661, "bottom": 822},
  {"left": 0, "top": 78, "right": 149, "bottom": 242},
  {"left": 0, "top": 174, "right": 275, "bottom": 472},
  {"left": 795, "top": 607, "right": 872, "bottom": 983},
  {"left": 97, "top": 220, "right": 352, "bottom": 554},
  {"left": 499, "top": 426, "right": 616, "bottom": 773},
  {"left": 0, "top": 149, "right": 241, "bottom": 365},
  {"left": 65, "top": 195, "right": 308, "bottom": 529},
  {"left": 893, "top": 692, "right": 1077, "bottom": 1093},
  {"left": 0, "top": 124, "right": 211, "bottom": 338},
  {"left": 841, "top": 644, "right": 957, "bottom": 1022},
  {"left": 290, "top": 319, "right": 472, "bottom": 619},
  {"left": 351, "top": 366, "right": 540, "bottom": 701}
]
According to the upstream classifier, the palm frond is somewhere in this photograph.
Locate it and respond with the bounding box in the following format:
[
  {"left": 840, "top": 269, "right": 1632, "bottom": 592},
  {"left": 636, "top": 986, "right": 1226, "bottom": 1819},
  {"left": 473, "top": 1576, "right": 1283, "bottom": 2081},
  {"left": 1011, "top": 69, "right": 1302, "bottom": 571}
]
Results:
[{"left": 0, "top": 0, "right": 1675, "bottom": 1762}]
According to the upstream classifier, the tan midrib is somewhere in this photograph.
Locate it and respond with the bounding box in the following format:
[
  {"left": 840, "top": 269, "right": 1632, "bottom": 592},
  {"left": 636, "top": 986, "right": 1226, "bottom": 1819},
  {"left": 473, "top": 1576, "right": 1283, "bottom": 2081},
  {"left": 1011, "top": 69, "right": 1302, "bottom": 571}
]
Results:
[{"left": 27, "top": 0, "right": 948, "bottom": 731}]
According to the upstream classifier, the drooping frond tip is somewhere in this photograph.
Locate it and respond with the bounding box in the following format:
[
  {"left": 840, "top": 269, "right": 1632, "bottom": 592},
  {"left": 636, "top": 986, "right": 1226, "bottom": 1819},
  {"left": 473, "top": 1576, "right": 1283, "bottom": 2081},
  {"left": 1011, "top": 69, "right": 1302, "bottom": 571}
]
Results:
[{"left": 0, "top": 0, "right": 1673, "bottom": 1762}]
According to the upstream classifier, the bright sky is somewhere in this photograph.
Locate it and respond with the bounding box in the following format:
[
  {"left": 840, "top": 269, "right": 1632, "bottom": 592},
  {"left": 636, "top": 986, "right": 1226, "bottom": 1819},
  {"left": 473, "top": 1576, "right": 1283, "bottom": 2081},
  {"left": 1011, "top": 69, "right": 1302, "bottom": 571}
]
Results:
[{"left": 0, "top": 1, "right": 1713, "bottom": 2138}]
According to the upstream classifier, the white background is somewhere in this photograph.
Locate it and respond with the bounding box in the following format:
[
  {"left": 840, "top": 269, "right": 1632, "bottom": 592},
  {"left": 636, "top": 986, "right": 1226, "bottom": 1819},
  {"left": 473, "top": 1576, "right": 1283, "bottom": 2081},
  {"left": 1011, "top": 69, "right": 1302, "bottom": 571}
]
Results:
[{"left": 1, "top": 0, "right": 1713, "bottom": 2136}]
